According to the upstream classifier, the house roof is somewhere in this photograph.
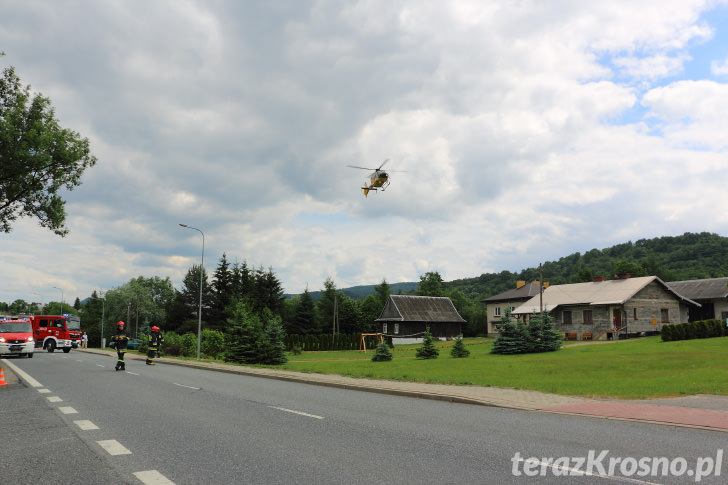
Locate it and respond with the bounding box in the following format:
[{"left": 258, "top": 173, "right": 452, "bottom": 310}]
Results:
[
  {"left": 481, "top": 283, "right": 543, "bottom": 303},
  {"left": 666, "top": 277, "right": 728, "bottom": 301},
  {"left": 512, "top": 276, "right": 699, "bottom": 314},
  {"left": 376, "top": 295, "right": 466, "bottom": 323}
]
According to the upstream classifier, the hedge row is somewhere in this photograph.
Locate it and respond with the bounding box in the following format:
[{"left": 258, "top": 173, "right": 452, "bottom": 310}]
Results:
[
  {"left": 661, "top": 319, "right": 727, "bottom": 341},
  {"left": 284, "top": 333, "right": 392, "bottom": 351}
]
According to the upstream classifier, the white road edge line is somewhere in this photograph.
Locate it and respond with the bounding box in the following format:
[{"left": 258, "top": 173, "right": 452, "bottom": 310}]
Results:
[
  {"left": 269, "top": 406, "right": 324, "bottom": 420},
  {"left": 74, "top": 420, "right": 99, "bottom": 431},
  {"left": 134, "top": 469, "right": 176, "bottom": 484},
  {"left": 173, "top": 382, "right": 200, "bottom": 390},
  {"left": 1, "top": 359, "right": 43, "bottom": 387},
  {"left": 97, "top": 439, "right": 132, "bottom": 456}
]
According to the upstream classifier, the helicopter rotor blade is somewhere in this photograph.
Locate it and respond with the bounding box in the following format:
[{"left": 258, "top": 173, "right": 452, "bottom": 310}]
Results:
[
  {"left": 347, "top": 165, "right": 375, "bottom": 170},
  {"left": 377, "top": 158, "right": 390, "bottom": 170}
]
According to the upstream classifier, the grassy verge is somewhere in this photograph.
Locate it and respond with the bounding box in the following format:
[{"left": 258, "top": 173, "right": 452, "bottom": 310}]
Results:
[{"left": 274, "top": 336, "right": 728, "bottom": 399}]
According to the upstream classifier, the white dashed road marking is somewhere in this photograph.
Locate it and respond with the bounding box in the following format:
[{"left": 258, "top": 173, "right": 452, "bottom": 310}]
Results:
[
  {"left": 74, "top": 420, "right": 99, "bottom": 430},
  {"left": 134, "top": 470, "right": 176, "bottom": 484},
  {"left": 47, "top": 396, "right": 63, "bottom": 402},
  {"left": 38, "top": 388, "right": 51, "bottom": 393},
  {"left": 173, "top": 382, "right": 200, "bottom": 390},
  {"left": 269, "top": 406, "right": 324, "bottom": 420},
  {"left": 58, "top": 406, "right": 78, "bottom": 414},
  {"left": 97, "top": 439, "right": 132, "bottom": 456}
]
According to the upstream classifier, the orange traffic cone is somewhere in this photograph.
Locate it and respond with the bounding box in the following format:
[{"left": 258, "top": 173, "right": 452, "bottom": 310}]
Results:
[{"left": 0, "top": 367, "right": 7, "bottom": 386}]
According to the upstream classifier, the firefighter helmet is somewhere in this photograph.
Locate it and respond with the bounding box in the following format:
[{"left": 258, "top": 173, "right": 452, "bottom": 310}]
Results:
[
  {"left": 151, "top": 326, "right": 160, "bottom": 332},
  {"left": 117, "top": 321, "right": 125, "bottom": 327}
]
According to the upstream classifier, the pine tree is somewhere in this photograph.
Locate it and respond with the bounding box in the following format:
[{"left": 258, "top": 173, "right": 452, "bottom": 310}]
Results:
[
  {"left": 491, "top": 308, "right": 529, "bottom": 354},
  {"left": 450, "top": 335, "right": 470, "bottom": 358},
  {"left": 371, "top": 342, "right": 393, "bottom": 362},
  {"left": 223, "top": 301, "right": 263, "bottom": 364},
  {"left": 416, "top": 326, "right": 439, "bottom": 359},
  {"left": 527, "top": 311, "right": 562, "bottom": 352},
  {"left": 260, "top": 312, "right": 288, "bottom": 365}
]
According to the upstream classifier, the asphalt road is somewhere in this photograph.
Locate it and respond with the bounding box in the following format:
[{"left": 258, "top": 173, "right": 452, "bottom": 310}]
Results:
[{"left": 3, "top": 352, "right": 727, "bottom": 484}]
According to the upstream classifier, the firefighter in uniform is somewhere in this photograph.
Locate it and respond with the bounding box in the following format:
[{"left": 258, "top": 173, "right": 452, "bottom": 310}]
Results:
[
  {"left": 111, "top": 321, "right": 130, "bottom": 371},
  {"left": 146, "top": 325, "right": 163, "bottom": 365}
]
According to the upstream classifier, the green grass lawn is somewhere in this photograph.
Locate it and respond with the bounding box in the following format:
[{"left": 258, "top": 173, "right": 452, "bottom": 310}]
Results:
[{"left": 274, "top": 336, "right": 728, "bottom": 399}]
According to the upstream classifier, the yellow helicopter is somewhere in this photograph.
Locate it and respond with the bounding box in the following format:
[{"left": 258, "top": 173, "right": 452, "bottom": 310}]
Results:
[{"left": 347, "top": 159, "right": 405, "bottom": 197}]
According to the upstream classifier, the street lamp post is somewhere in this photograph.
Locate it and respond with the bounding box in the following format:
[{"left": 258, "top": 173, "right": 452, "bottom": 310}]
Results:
[
  {"left": 52, "top": 286, "right": 64, "bottom": 314},
  {"left": 94, "top": 294, "right": 106, "bottom": 348},
  {"left": 179, "top": 223, "right": 204, "bottom": 359}
]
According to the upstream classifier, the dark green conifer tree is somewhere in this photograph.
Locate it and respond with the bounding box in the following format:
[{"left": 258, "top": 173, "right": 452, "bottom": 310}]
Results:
[
  {"left": 224, "top": 301, "right": 262, "bottom": 364},
  {"left": 491, "top": 308, "right": 529, "bottom": 354},
  {"left": 527, "top": 311, "right": 562, "bottom": 353},
  {"left": 260, "top": 311, "right": 288, "bottom": 365},
  {"left": 371, "top": 342, "right": 393, "bottom": 362},
  {"left": 415, "top": 326, "right": 439, "bottom": 359},
  {"left": 450, "top": 335, "right": 470, "bottom": 358}
]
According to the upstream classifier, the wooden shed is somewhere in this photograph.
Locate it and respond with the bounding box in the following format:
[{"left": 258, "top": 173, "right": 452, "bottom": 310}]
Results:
[{"left": 375, "top": 295, "right": 466, "bottom": 344}]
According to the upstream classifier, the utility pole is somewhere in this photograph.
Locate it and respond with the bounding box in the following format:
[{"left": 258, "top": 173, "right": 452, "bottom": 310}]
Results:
[
  {"left": 539, "top": 263, "right": 543, "bottom": 314},
  {"left": 332, "top": 293, "right": 339, "bottom": 335}
]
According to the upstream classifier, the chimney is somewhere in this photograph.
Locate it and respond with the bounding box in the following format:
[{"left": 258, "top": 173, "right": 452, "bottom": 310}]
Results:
[
  {"left": 516, "top": 280, "right": 526, "bottom": 289},
  {"left": 593, "top": 276, "right": 605, "bottom": 282},
  {"left": 611, "top": 273, "right": 631, "bottom": 280}
]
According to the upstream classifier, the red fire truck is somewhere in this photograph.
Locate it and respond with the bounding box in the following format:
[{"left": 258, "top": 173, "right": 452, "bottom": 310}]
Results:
[{"left": 30, "top": 314, "right": 82, "bottom": 353}]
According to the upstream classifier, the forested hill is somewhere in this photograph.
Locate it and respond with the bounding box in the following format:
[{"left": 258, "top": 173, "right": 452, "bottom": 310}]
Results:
[{"left": 445, "top": 232, "right": 728, "bottom": 300}]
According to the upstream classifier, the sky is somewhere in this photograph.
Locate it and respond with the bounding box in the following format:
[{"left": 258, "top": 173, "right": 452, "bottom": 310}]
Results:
[{"left": 2, "top": 0, "right": 728, "bottom": 305}]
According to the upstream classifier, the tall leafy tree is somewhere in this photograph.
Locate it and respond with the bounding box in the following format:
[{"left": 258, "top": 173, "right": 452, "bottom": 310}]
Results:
[
  {"left": 0, "top": 66, "right": 97, "bottom": 235},
  {"left": 417, "top": 271, "right": 445, "bottom": 297},
  {"left": 359, "top": 294, "right": 383, "bottom": 332}
]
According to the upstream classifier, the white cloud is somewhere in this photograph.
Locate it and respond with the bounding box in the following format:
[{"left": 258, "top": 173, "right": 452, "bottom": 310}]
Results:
[{"left": 1, "top": 0, "right": 728, "bottom": 304}]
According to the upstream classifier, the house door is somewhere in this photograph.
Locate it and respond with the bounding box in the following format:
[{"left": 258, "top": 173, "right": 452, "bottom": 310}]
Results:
[{"left": 612, "top": 308, "right": 622, "bottom": 330}]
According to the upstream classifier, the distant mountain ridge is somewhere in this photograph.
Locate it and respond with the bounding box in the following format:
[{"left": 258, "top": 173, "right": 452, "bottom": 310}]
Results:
[{"left": 289, "top": 232, "right": 728, "bottom": 302}]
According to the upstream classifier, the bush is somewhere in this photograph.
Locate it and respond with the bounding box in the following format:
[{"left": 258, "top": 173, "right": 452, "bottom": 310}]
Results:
[
  {"left": 164, "top": 344, "right": 182, "bottom": 357},
  {"left": 180, "top": 333, "right": 198, "bottom": 357},
  {"left": 200, "top": 329, "right": 225, "bottom": 359}
]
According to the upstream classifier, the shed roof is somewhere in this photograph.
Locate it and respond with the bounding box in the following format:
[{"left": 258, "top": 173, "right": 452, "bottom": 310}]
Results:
[
  {"left": 481, "top": 283, "right": 542, "bottom": 303},
  {"left": 376, "top": 295, "right": 466, "bottom": 323},
  {"left": 666, "top": 277, "right": 728, "bottom": 301},
  {"left": 513, "top": 276, "right": 699, "bottom": 315}
]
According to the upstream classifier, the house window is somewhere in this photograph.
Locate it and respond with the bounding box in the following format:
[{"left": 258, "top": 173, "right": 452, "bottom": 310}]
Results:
[
  {"left": 383, "top": 323, "right": 387, "bottom": 334},
  {"left": 394, "top": 324, "right": 400, "bottom": 334},
  {"left": 494, "top": 307, "right": 501, "bottom": 317},
  {"left": 661, "top": 308, "right": 669, "bottom": 323},
  {"left": 583, "top": 310, "right": 593, "bottom": 324},
  {"left": 510, "top": 306, "right": 516, "bottom": 313},
  {"left": 633, "top": 308, "right": 638, "bottom": 320},
  {"left": 563, "top": 311, "right": 572, "bottom": 325}
]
